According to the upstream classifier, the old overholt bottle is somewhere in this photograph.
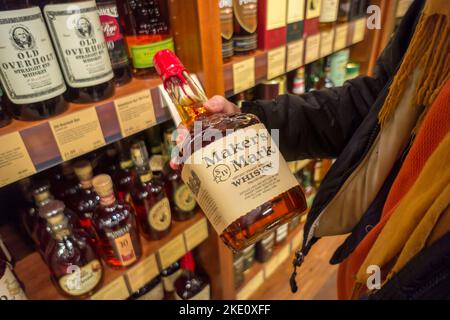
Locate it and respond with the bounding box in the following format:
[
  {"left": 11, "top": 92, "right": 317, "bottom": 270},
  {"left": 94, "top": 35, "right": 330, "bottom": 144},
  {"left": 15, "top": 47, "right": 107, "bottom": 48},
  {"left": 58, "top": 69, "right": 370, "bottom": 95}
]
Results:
[
  {"left": 0, "top": 0, "right": 67, "bottom": 121},
  {"left": 43, "top": 0, "right": 115, "bottom": 103},
  {"left": 154, "top": 50, "right": 307, "bottom": 251},
  {"left": 232, "top": 0, "right": 257, "bottom": 54}
]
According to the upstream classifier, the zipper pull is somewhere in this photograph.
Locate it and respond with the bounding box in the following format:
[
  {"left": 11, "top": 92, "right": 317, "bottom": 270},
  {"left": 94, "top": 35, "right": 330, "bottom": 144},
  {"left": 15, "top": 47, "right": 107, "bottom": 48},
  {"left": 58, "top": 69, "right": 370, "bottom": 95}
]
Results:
[{"left": 289, "top": 249, "right": 304, "bottom": 293}]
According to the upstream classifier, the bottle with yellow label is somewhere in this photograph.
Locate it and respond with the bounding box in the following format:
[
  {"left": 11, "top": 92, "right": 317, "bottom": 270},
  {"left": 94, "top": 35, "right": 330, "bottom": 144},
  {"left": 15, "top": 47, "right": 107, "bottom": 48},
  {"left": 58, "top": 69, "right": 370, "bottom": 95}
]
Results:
[
  {"left": 130, "top": 141, "right": 172, "bottom": 240},
  {"left": 43, "top": 200, "right": 104, "bottom": 299},
  {"left": 92, "top": 174, "right": 141, "bottom": 269}
]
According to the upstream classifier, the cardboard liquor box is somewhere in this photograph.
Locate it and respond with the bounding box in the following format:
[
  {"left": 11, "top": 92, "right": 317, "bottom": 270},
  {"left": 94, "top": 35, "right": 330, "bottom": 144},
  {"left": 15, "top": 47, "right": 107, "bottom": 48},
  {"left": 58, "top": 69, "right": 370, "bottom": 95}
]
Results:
[
  {"left": 303, "top": 0, "right": 321, "bottom": 37},
  {"left": 257, "top": 0, "right": 287, "bottom": 50},
  {"left": 286, "top": 0, "right": 305, "bottom": 42}
]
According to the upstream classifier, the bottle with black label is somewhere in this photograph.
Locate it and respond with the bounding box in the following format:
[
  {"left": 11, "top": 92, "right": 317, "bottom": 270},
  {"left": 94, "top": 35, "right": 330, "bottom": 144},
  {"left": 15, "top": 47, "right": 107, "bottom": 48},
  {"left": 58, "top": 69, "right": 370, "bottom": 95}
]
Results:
[
  {"left": 0, "top": 0, "right": 68, "bottom": 121},
  {"left": 97, "top": 0, "right": 131, "bottom": 86},
  {"left": 219, "top": 0, "right": 234, "bottom": 60},
  {"left": 43, "top": 0, "right": 115, "bottom": 103},
  {"left": 232, "top": 0, "right": 257, "bottom": 54}
]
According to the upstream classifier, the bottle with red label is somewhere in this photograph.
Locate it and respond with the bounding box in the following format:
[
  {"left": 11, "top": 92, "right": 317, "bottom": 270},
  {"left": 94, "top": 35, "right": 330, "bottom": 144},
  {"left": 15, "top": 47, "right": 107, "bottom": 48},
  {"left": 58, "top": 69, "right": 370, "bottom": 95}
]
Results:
[
  {"left": 97, "top": 0, "right": 132, "bottom": 86},
  {"left": 174, "top": 252, "right": 210, "bottom": 300}
]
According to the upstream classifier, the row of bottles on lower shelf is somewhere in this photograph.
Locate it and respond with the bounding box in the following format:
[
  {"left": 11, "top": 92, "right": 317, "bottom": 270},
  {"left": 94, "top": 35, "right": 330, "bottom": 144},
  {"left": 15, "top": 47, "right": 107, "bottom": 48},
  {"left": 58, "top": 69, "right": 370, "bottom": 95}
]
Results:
[{"left": 2, "top": 121, "right": 204, "bottom": 299}]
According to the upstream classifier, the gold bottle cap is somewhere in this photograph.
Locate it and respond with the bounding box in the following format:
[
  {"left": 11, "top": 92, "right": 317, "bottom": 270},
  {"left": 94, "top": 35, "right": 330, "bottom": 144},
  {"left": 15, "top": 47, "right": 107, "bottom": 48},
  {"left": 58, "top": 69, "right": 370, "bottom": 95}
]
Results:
[
  {"left": 73, "top": 160, "right": 93, "bottom": 181},
  {"left": 92, "top": 174, "right": 114, "bottom": 197}
]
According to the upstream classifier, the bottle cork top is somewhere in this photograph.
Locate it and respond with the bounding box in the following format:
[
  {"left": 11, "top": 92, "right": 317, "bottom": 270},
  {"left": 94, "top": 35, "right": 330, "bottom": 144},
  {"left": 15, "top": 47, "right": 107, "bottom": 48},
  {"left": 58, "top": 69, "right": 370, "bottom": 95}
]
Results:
[
  {"left": 39, "top": 200, "right": 65, "bottom": 219},
  {"left": 73, "top": 160, "right": 93, "bottom": 181},
  {"left": 92, "top": 174, "right": 114, "bottom": 196},
  {"left": 130, "top": 141, "right": 149, "bottom": 168},
  {"left": 47, "top": 212, "right": 65, "bottom": 226},
  {"left": 32, "top": 182, "right": 51, "bottom": 203}
]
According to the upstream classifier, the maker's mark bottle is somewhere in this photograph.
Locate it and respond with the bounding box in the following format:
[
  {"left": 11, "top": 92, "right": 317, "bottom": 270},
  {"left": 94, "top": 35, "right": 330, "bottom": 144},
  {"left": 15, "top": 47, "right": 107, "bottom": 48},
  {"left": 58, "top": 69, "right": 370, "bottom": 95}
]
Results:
[{"left": 154, "top": 50, "right": 307, "bottom": 251}]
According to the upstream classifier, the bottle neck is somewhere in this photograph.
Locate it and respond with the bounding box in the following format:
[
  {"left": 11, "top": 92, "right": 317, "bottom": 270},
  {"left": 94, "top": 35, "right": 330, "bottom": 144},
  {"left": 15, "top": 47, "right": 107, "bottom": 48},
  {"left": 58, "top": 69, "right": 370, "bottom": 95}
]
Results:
[
  {"left": 99, "top": 192, "right": 117, "bottom": 206},
  {"left": 137, "top": 167, "right": 153, "bottom": 184},
  {"left": 120, "top": 159, "right": 133, "bottom": 170},
  {"left": 79, "top": 178, "right": 93, "bottom": 190}
]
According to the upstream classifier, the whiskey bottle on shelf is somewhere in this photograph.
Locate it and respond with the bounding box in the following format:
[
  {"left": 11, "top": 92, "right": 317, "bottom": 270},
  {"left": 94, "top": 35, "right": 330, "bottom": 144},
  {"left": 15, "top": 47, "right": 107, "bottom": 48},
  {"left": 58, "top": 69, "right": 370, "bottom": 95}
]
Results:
[
  {"left": 97, "top": 0, "right": 132, "bottom": 86},
  {"left": 275, "top": 222, "right": 288, "bottom": 244},
  {"left": 0, "top": 259, "right": 27, "bottom": 300},
  {"left": 161, "top": 260, "right": 182, "bottom": 299},
  {"left": 219, "top": 0, "right": 234, "bottom": 60},
  {"left": 43, "top": 0, "right": 115, "bottom": 103},
  {"left": 174, "top": 252, "right": 210, "bottom": 300},
  {"left": 242, "top": 244, "right": 255, "bottom": 270},
  {"left": 69, "top": 160, "right": 100, "bottom": 240},
  {"left": 117, "top": 0, "right": 174, "bottom": 78},
  {"left": 232, "top": 0, "right": 257, "bottom": 54},
  {"left": 43, "top": 201, "right": 103, "bottom": 298},
  {"left": 95, "top": 145, "right": 119, "bottom": 176},
  {"left": 30, "top": 182, "right": 54, "bottom": 245},
  {"left": 51, "top": 162, "right": 80, "bottom": 202},
  {"left": 338, "top": 0, "right": 351, "bottom": 22},
  {"left": 130, "top": 141, "right": 171, "bottom": 240},
  {"left": 292, "top": 67, "right": 306, "bottom": 95},
  {"left": 129, "top": 275, "right": 164, "bottom": 300},
  {"left": 92, "top": 174, "right": 141, "bottom": 269},
  {"left": 162, "top": 128, "right": 197, "bottom": 221},
  {"left": 0, "top": 0, "right": 67, "bottom": 121},
  {"left": 154, "top": 49, "right": 307, "bottom": 251},
  {"left": 112, "top": 141, "right": 136, "bottom": 203}
]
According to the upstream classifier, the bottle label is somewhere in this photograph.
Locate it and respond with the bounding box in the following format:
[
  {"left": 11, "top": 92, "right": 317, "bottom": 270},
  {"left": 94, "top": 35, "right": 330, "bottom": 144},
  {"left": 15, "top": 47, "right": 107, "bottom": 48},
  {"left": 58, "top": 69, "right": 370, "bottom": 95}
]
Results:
[
  {"left": 233, "top": 0, "right": 257, "bottom": 33},
  {"left": 43, "top": 1, "right": 114, "bottom": 88},
  {"left": 181, "top": 123, "right": 300, "bottom": 235},
  {"left": 137, "top": 281, "right": 164, "bottom": 300},
  {"left": 174, "top": 184, "right": 196, "bottom": 212},
  {"left": 148, "top": 197, "right": 171, "bottom": 231},
  {"left": 233, "top": 34, "right": 257, "bottom": 52},
  {"left": 0, "top": 265, "right": 27, "bottom": 300},
  {"left": 107, "top": 224, "right": 138, "bottom": 266},
  {"left": 58, "top": 260, "right": 103, "bottom": 296},
  {"left": 97, "top": 2, "right": 129, "bottom": 69},
  {"left": 0, "top": 7, "right": 66, "bottom": 104},
  {"left": 175, "top": 284, "right": 210, "bottom": 300},
  {"left": 162, "top": 269, "right": 182, "bottom": 292},
  {"left": 130, "top": 38, "right": 174, "bottom": 69},
  {"left": 319, "top": 0, "right": 339, "bottom": 23},
  {"left": 219, "top": 0, "right": 233, "bottom": 40}
]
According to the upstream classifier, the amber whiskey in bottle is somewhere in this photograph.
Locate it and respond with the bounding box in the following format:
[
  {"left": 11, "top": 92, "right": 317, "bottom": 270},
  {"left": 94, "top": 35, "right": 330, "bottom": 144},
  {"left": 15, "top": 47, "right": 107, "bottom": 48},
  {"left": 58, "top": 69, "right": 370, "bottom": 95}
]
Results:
[
  {"left": 162, "top": 129, "right": 197, "bottom": 221},
  {"left": 232, "top": 0, "right": 257, "bottom": 54},
  {"left": 0, "top": 0, "right": 68, "bottom": 121},
  {"left": 117, "top": 0, "right": 174, "bottom": 78},
  {"left": 130, "top": 141, "right": 171, "bottom": 240},
  {"left": 43, "top": 0, "right": 115, "bottom": 103},
  {"left": 154, "top": 50, "right": 307, "bottom": 251},
  {"left": 92, "top": 174, "right": 141, "bottom": 269},
  {"left": 112, "top": 143, "right": 136, "bottom": 204},
  {"left": 174, "top": 252, "right": 210, "bottom": 300},
  {"left": 43, "top": 201, "right": 103, "bottom": 298},
  {"left": 219, "top": 0, "right": 234, "bottom": 60},
  {"left": 97, "top": 0, "right": 132, "bottom": 86}
]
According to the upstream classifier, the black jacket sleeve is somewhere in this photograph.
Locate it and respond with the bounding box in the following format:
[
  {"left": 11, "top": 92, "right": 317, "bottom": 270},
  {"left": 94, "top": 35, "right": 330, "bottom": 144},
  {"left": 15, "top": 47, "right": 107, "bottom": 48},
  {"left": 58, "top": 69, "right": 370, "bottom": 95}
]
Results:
[{"left": 240, "top": 0, "right": 423, "bottom": 161}]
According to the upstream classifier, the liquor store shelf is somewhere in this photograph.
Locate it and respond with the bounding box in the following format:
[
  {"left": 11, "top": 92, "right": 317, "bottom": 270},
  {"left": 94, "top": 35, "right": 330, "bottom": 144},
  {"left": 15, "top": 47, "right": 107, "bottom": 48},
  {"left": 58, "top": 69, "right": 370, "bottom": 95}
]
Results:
[
  {"left": 14, "top": 212, "right": 208, "bottom": 300},
  {"left": 223, "top": 18, "right": 367, "bottom": 97},
  {"left": 0, "top": 76, "right": 171, "bottom": 189},
  {"left": 236, "top": 219, "right": 305, "bottom": 300}
]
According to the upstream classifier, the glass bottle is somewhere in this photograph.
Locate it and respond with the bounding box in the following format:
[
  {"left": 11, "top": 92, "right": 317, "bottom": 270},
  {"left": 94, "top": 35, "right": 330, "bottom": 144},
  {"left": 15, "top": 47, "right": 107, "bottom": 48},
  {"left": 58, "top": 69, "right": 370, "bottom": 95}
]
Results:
[
  {"left": 43, "top": 201, "right": 103, "bottom": 299},
  {"left": 162, "top": 128, "right": 197, "bottom": 221},
  {"left": 324, "top": 58, "right": 335, "bottom": 89},
  {"left": 232, "top": 0, "right": 257, "bottom": 54},
  {"left": 130, "top": 141, "right": 171, "bottom": 240},
  {"left": 97, "top": 0, "right": 132, "bottom": 86},
  {"left": 275, "top": 222, "right": 288, "bottom": 244},
  {"left": 219, "top": 0, "right": 234, "bottom": 60},
  {"left": 174, "top": 252, "right": 210, "bottom": 300},
  {"left": 30, "top": 182, "right": 54, "bottom": 245},
  {"left": 292, "top": 67, "right": 305, "bottom": 95},
  {"left": 43, "top": 0, "right": 115, "bottom": 103},
  {"left": 0, "top": 259, "right": 27, "bottom": 300},
  {"left": 154, "top": 49, "right": 307, "bottom": 252},
  {"left": 69, "top": 160, "right": 100, "bottom": 241},
  {"left": 112, "top": 141, "right": 136, "bottom": 203},
  {"left": 116, "top": 0, "right": 174, "bottom": 78},
  {"left": 0, "top": 0, "right": 67, "bottom": 121},
  {"left": 242, "top": 244, "right": 255, "bottom": 270},
  {"left": 0, "top": 87, "right": 12, "bottom": 128},
  {"left": 92, "top": 174, "right": 141, "bottom": 269},
  {"left": 161, "top": 260, "right": 182, "bottom": 299},
  {"left": 128, "top": 275, "right": 164, "bottom": 300},
  {"left": 338, "top": 0, "right": 351, "bottom": 22}
]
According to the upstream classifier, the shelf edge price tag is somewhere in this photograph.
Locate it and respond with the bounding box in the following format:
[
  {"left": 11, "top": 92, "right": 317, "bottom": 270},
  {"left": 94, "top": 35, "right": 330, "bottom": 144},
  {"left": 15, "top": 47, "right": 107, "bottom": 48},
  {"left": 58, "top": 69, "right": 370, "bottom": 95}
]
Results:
[
  {"left": 334, "top": 23, "right": 349, "bottom": 51},
  {"left": 91, "top": 276, "right": 129, "bottom": 300},
  {"left": 320, "top": 29, "right": 335, "bottom": 58},
  {"left": 265, "top": 244, "right": 290, "bottom": 278},
  {"left": 125, "top": 254, "right": 159, "bottom": 293},
  {"left": 352, "top": 18, "right": 366, "bottom": 44},
  {"left": 49, "top": 108, "right": 105, "bottom": 161},
  {"left": 114, "top": 89, "right": 157, "bottom": 138},
  {"left": 0, "top": 132, "right": 36, "bottom": 187},
  {"left": 184, "top": 218, "right": 208, "bottom": 251},
  {"left": 305, "top": 33, "right": 321, "bottom": 64},
  {"left": 236, "top": 270, "right": 264, "bottom": 300},
  {"left": 233, "top": 58, "right": 255, "bottom": 94},
  {"left": 286, "top": 39, "right": 304, "bottom": 72},
  {"left": 158, "top": 234, "right": 186, "bottom": 269},
  {"left": 267, "top": 46, "right": 286, "bottom": 80}
]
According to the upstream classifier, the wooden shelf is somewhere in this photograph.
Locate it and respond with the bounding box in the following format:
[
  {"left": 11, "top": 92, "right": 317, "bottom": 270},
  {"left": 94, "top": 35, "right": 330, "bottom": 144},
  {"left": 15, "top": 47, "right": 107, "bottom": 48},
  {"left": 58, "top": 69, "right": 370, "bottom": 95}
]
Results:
[
  {"left": 223, "top": 19, "right": 367, "bottom": 97},
  {"left": 0, "top": 77, "right": 172, "bottom": 189},
  {"left": 15, "top": 212, "right": 208, "bottom": 300}
]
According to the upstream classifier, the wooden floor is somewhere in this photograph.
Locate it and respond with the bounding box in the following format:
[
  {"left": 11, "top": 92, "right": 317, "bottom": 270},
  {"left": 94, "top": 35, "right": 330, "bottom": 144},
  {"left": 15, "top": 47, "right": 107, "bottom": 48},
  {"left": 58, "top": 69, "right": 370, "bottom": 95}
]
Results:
[{"left": 250, "top": 235, "right": 346, "bottom": 300}]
